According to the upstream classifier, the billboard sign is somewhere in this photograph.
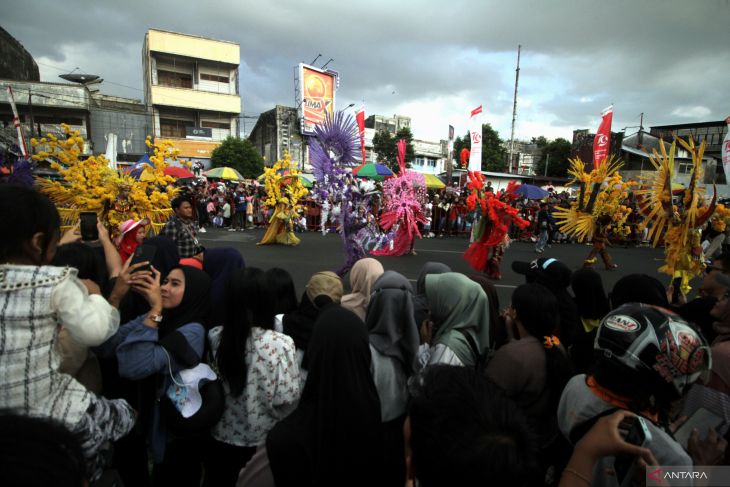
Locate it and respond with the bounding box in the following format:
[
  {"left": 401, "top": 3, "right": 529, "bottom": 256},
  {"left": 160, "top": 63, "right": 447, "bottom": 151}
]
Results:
[{"left": 298, "top": 63, "right": 337, "bottom": 135}]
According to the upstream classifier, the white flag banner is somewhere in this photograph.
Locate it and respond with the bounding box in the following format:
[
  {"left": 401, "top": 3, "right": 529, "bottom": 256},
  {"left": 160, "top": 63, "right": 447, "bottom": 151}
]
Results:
[
  {"left": 469, "top": 105, "right": 483, "bottom": 172},
  {"left": 722, "top": 116, "right": 730, "bottom": 183}
]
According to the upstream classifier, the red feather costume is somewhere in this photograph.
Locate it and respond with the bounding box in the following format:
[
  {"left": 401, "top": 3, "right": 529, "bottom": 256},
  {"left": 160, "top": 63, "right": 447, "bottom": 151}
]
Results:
[{"left": 463, "top": 172, "right": 529, "bottom": 279}]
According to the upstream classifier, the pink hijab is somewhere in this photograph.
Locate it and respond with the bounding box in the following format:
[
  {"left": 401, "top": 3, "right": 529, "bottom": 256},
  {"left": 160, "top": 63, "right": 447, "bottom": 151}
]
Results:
[{"left": 340, "top": 258, "right": 384, "bottom": 321}]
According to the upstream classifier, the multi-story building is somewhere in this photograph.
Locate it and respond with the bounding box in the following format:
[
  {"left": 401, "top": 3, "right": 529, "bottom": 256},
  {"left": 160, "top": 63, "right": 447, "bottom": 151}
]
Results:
[
  {"left": 364, "top": 114, "right": 411, "bottom": 135},
  {"left": 410, "top": 139, "right": 448, "bottom": 175},
  {"left": 650, "top": 120, "right": 727, "bottom": 162},
  {"left": 142, "top": 29, "right": 241, "bottom": 168},
  {"left": 248, "top": 105, "right": 309, "bottom": 169}
]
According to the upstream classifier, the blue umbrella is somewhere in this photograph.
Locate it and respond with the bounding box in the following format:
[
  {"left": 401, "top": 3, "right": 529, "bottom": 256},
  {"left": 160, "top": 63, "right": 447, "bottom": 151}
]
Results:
[{"left": 514, "top": 184, "right": 549, "bottom": 199}]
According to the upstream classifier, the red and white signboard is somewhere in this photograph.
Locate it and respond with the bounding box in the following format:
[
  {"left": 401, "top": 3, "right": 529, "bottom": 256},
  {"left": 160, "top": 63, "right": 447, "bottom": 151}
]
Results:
[
  {"left": 593, "top": 105, "right": 613, "bottom": 169},
  {"left": 469, "top": 105, "right": 483, "bottom": 172}
]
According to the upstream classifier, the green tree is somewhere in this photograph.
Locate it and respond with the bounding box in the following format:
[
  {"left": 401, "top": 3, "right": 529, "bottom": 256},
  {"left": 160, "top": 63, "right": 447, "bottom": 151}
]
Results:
[
  {"left": 534, "top": 138, "right": 571, "bottom": 177},
  {"left": 452, "top": 124, "right": 507, "bottom": 172},
  {"left": 210, "top": 136, "right": 264, "bottom": 178},
  {"left": 372, "top": 127, "right": 415, "bottom": 173}
]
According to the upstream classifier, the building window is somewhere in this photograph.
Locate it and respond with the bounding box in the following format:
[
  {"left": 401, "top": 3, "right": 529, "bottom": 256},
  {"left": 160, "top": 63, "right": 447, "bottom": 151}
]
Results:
[
  {"left": 200, "top": 73, "right": 229, "bottom": 83},
  {"left": 157, "top": 70, "right": 193, "bottom": 89},
  {"left": 677, "top": 162, "right": 693, "bottom": 175},
  {"left": 427, "top": 159, "right": 437, "bottom": 168},
  {"left": 201, "top": 121, "right": 231, "bottom": 130},
  {"left": 160, "top": 118, "right": 192, "bottom": 138}
]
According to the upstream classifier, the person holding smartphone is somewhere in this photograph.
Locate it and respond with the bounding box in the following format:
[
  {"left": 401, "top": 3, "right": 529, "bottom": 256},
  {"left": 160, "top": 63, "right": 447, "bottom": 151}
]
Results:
[{"left": 558, "top": 303, "right": 719, "bottom": 485}]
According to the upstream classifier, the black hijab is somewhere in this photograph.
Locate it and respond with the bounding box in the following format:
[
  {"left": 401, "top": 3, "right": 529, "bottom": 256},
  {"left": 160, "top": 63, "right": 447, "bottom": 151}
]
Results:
[
  {"left": 160, "top": 266, "right": 212, "bottom": 338},
  {"left": 266, "top": 306, "right": 383, "bottom": 487},
  {"left": 469, "top": 274, "right": 501, "bottom": 349},
  {"left": 610, "top": 274, "right": 669, "bottom": 309},
  {"left": 119, "top": 236, "right": 181, "bottom": 324},
  {"left": 571, "top": 268, "right": 610, "bottom": 320},
  {"left": 203, "top": 247, "right": 244, "bottom": 326}
]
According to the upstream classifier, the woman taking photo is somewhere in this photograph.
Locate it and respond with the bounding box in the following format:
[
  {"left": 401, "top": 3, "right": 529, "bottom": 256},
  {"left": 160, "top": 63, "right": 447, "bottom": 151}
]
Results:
[{"left": 100, "top": 264, "right": 212, "bottom": 487}]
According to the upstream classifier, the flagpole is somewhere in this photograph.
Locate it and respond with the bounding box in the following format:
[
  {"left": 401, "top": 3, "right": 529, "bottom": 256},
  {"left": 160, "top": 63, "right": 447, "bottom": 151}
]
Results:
[
  {"left": 7, "top": 86, "right": 29, "bottom": 158},
  {"left": 508, "top": 45, "right": 521, "bottom": 174}
]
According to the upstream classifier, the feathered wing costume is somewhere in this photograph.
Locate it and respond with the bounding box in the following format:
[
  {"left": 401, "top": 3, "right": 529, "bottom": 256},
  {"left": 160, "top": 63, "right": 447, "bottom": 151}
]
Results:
[
  {"left": 371, "top": 140, "right": 428, "bottom": 257},
  {"left": 553, "top": 156, "right": 634, "bottom": 269},
  {"left": 635, "top": 137, "right": 716, "bottom": 297},
  {"left": 258, "top": 153, "right": 309, "bottom": 246},
  {"left": 33, "top": 126, "right": 179, "bottom": 234},
  {"left": 463, "top": 173, "right": 529, "bottom": 279},
  {"left": 309, "top": 111, "right": 384, "bottom": 274}
]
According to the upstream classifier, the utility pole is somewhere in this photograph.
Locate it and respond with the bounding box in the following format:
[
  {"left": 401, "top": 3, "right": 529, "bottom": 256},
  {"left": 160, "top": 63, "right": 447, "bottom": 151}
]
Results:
[
  {"left": 508, "top": 45, "right": 521, "bottom": 174},
  {"left": 544, "top": 153, "right": 550, "bottom": 177},
  {"left": 638, "top": 112, "right": 644, "bottom": 146}
]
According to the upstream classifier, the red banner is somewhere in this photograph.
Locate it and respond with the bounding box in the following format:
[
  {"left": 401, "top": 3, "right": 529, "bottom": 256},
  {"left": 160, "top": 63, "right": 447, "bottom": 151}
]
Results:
[
  {"left": 593, "top": 105, "right": 613, "bottom": 169},
  {"left": 356, "top": 107, "right": 366, "bottom": 163}
]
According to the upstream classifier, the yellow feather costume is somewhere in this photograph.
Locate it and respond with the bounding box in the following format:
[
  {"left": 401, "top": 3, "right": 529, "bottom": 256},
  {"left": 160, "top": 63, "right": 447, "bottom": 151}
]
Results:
[
  {"left": 258, "top": 153, "right": 308, "bottom": 246},
  {"left": 33, "top": 125, "right": 184, "bottom": 235},
  {"left": 635, "top": 137, "right": 717, "bottom": 296}
]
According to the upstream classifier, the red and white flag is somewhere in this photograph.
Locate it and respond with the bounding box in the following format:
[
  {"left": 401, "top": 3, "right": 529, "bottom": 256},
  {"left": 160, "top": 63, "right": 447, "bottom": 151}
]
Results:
[
  {"left": 7, "top": 86, "right": 28, "bottom": 157},
  {"left": 722, "top": 116, "right": 730, "bottom": 184},
  {"left": 469, "top": 105, "right": 483, "bottom": 172},
  {"left": 593, "top": 105, "right": 613, "bottom": 169},
  {"left": 355, "top": 107, "right": 366, "bottom": 164}
]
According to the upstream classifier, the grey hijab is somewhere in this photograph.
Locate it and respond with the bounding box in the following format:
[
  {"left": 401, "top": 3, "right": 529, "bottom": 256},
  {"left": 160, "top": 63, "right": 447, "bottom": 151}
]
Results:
[
  {"left": 413, "top": 262, "right": 452, "bottom": 325},
  {"left": 365, "top": 271, "right": 420, "bottom": 376}
]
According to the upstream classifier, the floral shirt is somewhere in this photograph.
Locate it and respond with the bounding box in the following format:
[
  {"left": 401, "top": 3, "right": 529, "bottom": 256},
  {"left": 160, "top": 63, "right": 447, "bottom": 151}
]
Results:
[{"left": 209, "top": 326, "right": 301, "bottom": 447}]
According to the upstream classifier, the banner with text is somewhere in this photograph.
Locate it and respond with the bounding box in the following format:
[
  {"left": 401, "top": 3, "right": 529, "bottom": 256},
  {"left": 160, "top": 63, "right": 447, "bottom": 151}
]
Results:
[
  {"left": 469, "top": 106, "right": 483, "bottom": 172},
  {"left": 298, "top": 63, "right": 337, "bottom": 135},
  {"left": 593, "top": 105, "right": 613, "bottom": 169}
]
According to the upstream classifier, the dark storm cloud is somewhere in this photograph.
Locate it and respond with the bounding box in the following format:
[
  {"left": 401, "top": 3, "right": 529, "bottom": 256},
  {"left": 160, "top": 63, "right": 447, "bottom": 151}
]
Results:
[{"left": 3, "top": 0, "right": 729, "bottom": 139}]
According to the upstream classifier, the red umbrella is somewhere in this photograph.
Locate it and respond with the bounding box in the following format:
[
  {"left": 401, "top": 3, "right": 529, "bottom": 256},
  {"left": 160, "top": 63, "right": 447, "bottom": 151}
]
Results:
[{"left": 164, "top": 166, "right": 195, "bottom": 179}]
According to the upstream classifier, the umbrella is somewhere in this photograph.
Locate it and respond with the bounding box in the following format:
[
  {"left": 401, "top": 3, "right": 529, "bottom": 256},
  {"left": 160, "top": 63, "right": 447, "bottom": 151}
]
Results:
[
  {"left": 352, "top": 163, "right": 394, "bottom": 181},
  {"left": 514, "top": 184, "right": 550, "bottom": 199},
  {"left": 204, "top": 166, "right": 244, "bottom": 181},
  {"left": 256, "top": 171, "right": 314, "bottom": 188},
  {"left": 163, "top": 166, "right": 195, "bottom": 179},
  {"left": 423, "top": 173, "right": 446, "bottom": 189}
]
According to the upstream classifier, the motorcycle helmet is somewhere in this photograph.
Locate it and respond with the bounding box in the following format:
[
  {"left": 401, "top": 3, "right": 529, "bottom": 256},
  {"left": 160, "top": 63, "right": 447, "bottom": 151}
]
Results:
[{"left": 594, "top": 302, "right": 711, "bottom": 400}]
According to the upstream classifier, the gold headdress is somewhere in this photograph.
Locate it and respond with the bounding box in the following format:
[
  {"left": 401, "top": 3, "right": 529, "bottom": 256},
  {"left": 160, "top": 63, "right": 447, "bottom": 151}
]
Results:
[{"left": 262, "top": 152, "right": 308, "bottom": 211}]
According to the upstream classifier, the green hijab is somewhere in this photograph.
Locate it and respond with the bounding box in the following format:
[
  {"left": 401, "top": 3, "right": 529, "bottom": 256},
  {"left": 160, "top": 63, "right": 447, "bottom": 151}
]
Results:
[{"left": 425, "top": 272, "right": 490, "bottom": 366}]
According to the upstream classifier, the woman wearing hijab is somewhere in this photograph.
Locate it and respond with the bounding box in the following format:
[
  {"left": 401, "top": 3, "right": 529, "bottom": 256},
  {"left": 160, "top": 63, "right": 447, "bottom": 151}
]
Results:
[
  {"left": 341, "top": 258, "right": 384, "bottom": 321},
  {"left": 280, "top": 271, "right": 343, "bottom": 382},
  {"left": 116, "top": 218, "right": 149, "bottom": 264},
  {"left": 99, "top": 265, "right": 211, "bottom": 487},
  {"left": 365, "top": 271, "right": 420, "bottom": 487},
  {"left": 204, "top": 247, "right": 245, "bottom": 326},
  {"left": 207, "top": 268, "right": 301, "bottom": 487},
  {"left": 425, "top": 272, "right": 491, "bottom": 368},
  {"left": 412, "top": 262, "right": 451, "bottom": 326},
  {"left": 237, "top": 306, "right": 385, "bottom": 487},
  {"left": 468, "top": 274, "right": 501, "bottom": 349},
  {"left": 570, "top": 268, "right": 610, "bottom": 373}
]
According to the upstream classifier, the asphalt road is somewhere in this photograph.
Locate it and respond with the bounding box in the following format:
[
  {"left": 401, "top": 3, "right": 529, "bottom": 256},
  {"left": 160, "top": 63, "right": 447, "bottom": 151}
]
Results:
[{"left": 199, "top": 227, "right": 675, "bottom": 307}]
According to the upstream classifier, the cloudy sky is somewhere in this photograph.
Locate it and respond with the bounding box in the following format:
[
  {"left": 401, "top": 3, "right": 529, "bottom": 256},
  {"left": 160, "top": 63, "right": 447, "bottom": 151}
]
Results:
[{"left": 4, "top": 0, "right": 729, "bottom": 143}]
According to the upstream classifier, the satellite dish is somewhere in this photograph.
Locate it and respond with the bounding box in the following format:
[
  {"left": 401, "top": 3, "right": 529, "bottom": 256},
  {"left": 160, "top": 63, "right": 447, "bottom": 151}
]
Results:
[{"left": 59, "top": 73, "right": 101, "bottom": 84}]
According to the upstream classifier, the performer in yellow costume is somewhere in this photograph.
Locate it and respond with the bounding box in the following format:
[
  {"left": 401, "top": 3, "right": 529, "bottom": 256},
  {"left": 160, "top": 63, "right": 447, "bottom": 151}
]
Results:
[
  {"left": 257, "top": 153, "right": 308, "bottom": 246},
  {"left": 636, "top": 136, "right": 717, "bottom": 298}
]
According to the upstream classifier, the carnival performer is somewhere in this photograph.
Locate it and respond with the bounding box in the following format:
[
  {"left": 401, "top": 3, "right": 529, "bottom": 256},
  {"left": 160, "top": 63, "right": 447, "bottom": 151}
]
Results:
[
  {"left": 309, "top": 111, "right": 389, "bottom": 274},
  {"left": 553, "top": 156, "right": 634, "bottom": 270},
  {"left": 33, "top": 127, "right": 179, "bottom": 234},
  {"left": 258, "top": 197, "right": 301, "bottom": 246},
  {"left": 463, "top": 173, "right": 529, "bottom": 279},
  {"left": 371, "top": 140, "right": 428, "bottom": 257},
  {"left": 635, "top": 136, "right": 717, "bottom": 299},
  {"left": 257, "top": 154, "right": 308, "bottom": 246}
]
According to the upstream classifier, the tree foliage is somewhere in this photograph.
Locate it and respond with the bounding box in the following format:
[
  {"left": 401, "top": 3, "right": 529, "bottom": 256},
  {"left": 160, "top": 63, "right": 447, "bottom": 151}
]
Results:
[
  {"left": 534, "top": 138, "right": 572, "bottom": 177},
  {"left": 452, "top": 124, "right": 508, "bottom": 172},
  {"left": 372, "top": 127, "right": 415, "bottom": 172},
  {"left": 210, "top": 136, "right": 264, "bottom": 178}
]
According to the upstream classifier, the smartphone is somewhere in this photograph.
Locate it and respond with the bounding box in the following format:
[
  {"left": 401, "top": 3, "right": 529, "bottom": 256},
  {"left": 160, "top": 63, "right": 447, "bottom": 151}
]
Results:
[
  {"left": 79, "top": 212, "right": 98, "bottom": 241},
  {"left": 674, "top": 407, "right": 726, "bottom": 450},
  {"left": 129, "top": 244, "right": 156, "bottom": 273},
  {"left": 614, "top": 416, "right": 652, "bottom": 487}
]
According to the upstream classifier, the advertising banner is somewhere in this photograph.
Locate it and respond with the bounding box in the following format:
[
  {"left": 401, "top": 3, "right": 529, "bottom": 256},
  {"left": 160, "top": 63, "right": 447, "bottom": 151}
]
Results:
[
  {"left": 593, "top": 105, "right": 613, "bottom": 169},
  {"left": 469, "top": 105, "right": 483, "bottom": 172},
  {"left": 299, "top": 63, "right": 337, "bottom": 135}
]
